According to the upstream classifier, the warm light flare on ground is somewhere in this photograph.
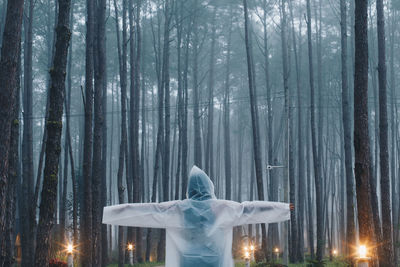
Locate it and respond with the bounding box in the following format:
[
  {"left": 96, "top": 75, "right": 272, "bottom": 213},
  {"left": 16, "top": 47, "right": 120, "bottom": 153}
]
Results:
[
  {"left": 67, "top": 243, "right": 73, "bottom": 254},
  {"left": 358, "top": 245, "right": 367, "bottom": 258}
]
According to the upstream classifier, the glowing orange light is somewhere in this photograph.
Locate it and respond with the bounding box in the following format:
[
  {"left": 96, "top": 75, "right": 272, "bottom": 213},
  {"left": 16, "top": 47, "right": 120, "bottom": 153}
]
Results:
[
  {"left": 67, "top": 243, "right": 73, "bottom": 254},
  {"left": 333, "top": 249, "right": 338, "bottom": 255},
  {"left": 250, "top": 245, "right": 255, "bottom": 251},
  {"left": 128, "top": 243, "right": 134, "bottom": 251},
  {"left": 274, "top": 247, "right": 279, "bottom": 253},
  {"left": 245, "top": 251, "right": 250, "bottom": 258},
  {"left": 244, "top": 246, "right": 248, "bottom": 251},
  {"left": 358, "top": 245, "right": 367, "bottom": 258}
]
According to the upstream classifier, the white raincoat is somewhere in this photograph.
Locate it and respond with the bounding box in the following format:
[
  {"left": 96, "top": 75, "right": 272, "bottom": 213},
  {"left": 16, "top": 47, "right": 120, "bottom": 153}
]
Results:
[{"left": 103, "top": 166, "right": 290, "bottom": 267}]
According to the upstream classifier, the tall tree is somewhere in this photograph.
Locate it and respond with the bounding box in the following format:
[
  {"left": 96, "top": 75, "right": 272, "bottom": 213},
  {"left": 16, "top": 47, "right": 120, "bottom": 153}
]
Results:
[
  {"left": 82, "top": 0, "right": 95, "bottom": 265},
  {"left": 21, "top": 0, "right": 36, "bottom": 265},
  {"left": 224, "top": 6, "right": 233, "bottom": 200},
  {"left": 192, "top": 0, "right": 202, "bottom": 168},
  {"left": 92, "top": 0, "right": 107, "bottom": 264},
  {"left": 242, "top": 0, "right": 267, "bottom": 255},
  {"left": 0, "top": 1, "right": 24, "bottom": 262},
  {"left": 340, "top": 0, "right": 356, "bottom": 259},
  {"left": 34, "top": 0, "right": 72, "bottom": 264},
  {"left": 376, "top": 0, "right": 395, "bottom": 265},
  {"left": 306, "top": 0, "right": 324, "bottom": 262},
  {"left": 205, "top": 6, "right": 217, "bottom": 179},
  {"left": 353, "top": 0, "right": 375, "bottom": 255},
  {"left": 1, "top": 42, "right": 21, "bottom": 267},
  {"left": 113, "top": 0, "right": 128, "bottom": 265}
]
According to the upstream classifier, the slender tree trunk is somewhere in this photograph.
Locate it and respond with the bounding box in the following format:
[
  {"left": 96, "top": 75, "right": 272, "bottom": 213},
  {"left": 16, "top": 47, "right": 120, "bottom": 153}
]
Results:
[
  {"left": 376, "top": 0, "right": 394, "bottom": 265},
  {"left": 288, "top": 0, "right": 304, "bottom": 262},
  {"left": 82, "top": 0, "right": 95, "bottom": 264},
  {"left": 192, "top": 1, "right": 202, "bottom": 168},
  {"left": 1, "top": 41, "right": 21, "bottom": 267},
  {"left": 224, "top": 8, "right": 232, "bottom": 200},
  {"left": 34, "top": 0, "right": 71, "bottom": 264},
  {"left": 353, "top": 0, "right": 376, "bottom": 253},
  {"left": 205, "top": 6, "right": 217, "bottom": 179},
  {"left": 0, "top": 0, "right": 24, "bottom": 262},
  {"left": 306, "top": 0, "right": 324, "bottom": 262},
  {"left": 340, "top": 0, "right": 356, "bottom": 259},
  {"left": 21, "top": 0, "right": 36, "bottom": 265},
  {"left": 243, "top": 0, "right": 267, "bottom": 256},
  {"left": 114, "top": 0, "right": 128, "bottom": 265}
]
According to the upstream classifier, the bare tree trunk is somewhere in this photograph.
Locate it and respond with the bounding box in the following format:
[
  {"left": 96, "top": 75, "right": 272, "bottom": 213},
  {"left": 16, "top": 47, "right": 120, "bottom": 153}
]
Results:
[
  {"left": 0, "top": 0, "right": 24, "bottom": 264},
  {"left": 224, "top": 8, "right": 232, "bottom": 200},
  {"left": 82, "top": 0, "right": 95, "bottom": 264},
  {"left": 306, "top": 0, "right": 324, "bottom": 262},
  {"left": 1, "top": 42, "right": 21, "bottom": 267},
  {"left": 376, "top": 0, "right": 395, "bottom": 264},
  {"left": 340, "top": 0, "right": 356, "bottom": 259},
  {"left": 21, "top": 0, "right": 36, "bottom": 265},
  {"left": 192, "top": 0, "right": 202, "bottom": 168},
  {"left": 92, "top": 0, "right": 106, "bottom": 264},
  {"left": 243, "top": 0, "right": 267, "bottom": 256},
  {"left": 205, "top": 6, "right": 217, "bottom": 180},
  {"left": 113, "top": 0, "right": 128, "bottom": 265},
  {"left": 353, "top": 0, "right": 376, "bottom": 254},
  {"left": 34, "top": 0, "right": 72, "bottom": 264},
  {"left": 288, "top": 0, "right": 304, "bottom": 262}
]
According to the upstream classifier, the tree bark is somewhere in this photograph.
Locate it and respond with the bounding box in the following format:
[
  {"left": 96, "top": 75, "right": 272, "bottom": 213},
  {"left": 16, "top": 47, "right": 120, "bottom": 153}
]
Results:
[
  {"left": 353, "top": 0, "right": 376, "bottom": 253},
  {"left": 114, "top": 0, "right": 128, "bottom": 265},
  {"left": 306, "top": 0, "right": 324, "bottom": 262},
  {"left": 242, "top": 0, "right": 267, "bottom": 256},
  {"left": 340, "top": 0, "right": 356, "bottom": 259},
  {"left": 376, "top": 0, "right": 395, "bottom": 265},
  {"left": 0, "top": 0, "right": 24, "bottom": 260},
  {"left": 21, "top": 0, "right": 36, "bottom": 265},
  {"left": 82, "top": 0, "right": 95, "bottom": 264},
  {"left": 34, "top": 0, "right": 71, "bottom": 264}
]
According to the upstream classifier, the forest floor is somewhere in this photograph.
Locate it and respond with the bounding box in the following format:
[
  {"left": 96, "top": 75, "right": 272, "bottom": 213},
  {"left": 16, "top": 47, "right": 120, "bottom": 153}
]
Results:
[{"left": 106, "top": 259, "right": 349, "bottom": 267}]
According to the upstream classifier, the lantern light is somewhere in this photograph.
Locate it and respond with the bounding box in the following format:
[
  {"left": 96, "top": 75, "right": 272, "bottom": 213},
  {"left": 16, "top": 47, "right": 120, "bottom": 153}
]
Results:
[
  {"left": 333, "top": 249, "right": 338, "bottom": 255},
  {"left": 250, "top": 245, "right": 255, "bottom": 251},
  {"left": 67, "top": 243, "right": 73, "bottom": 254},
  {"left": 274, "top": 247, "right": 279, "bottom": 253},
  {"left": 245, "top": 251, "right": 250, "bottom": 258},
  {"left": 358, "top": 245, "right": 367, "bottom": 259},
  {"left": 128, "top": 243, "right": 134, "bottom": 251}
]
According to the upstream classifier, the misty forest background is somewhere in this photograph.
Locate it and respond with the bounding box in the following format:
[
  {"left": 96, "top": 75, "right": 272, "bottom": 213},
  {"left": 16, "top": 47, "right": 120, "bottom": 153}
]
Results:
[{"left": 0, "top": 0, "right": 400, "bottom": 266}]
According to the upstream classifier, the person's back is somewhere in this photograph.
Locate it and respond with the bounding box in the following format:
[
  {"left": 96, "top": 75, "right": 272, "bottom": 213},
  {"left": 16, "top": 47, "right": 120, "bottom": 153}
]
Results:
[{"left": 103, "top": 166, "right": 290, "bottom": 267}]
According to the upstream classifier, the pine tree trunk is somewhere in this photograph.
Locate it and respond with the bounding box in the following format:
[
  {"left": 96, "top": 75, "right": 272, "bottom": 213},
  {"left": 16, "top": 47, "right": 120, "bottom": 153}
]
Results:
[
  {"left": 21, "top": 0, "right": 36, "bottom": 264},
  {"left": 114, "top": 0, "right": 128, "bottom": 265},
  {"left": 353, "top": 0, "right": 376, "bottom": 253},
  {"left": 243, "top": 0, "right": 267, "bottom": 256},
  {"left": 1, "top": 42, "right": 21, "bottom": 267},
  {"left": 82, "top": 0, "right": 95, "bottom": 264},
  {"left": 0, "top": 0, "right": 24, "bottom": 262},
  {"left": 34, "top": 0, "right": 71, "bottom": 264},
  {"left": 306, "top": 0, "right": 324, "bottom": 262},
  {"left": 340, "top": 0, "right": 356, "bottom": 258},
  {"left": 224, "top": 8, "right": 232, "bottom": 201},
  {"left": 377, "top": 0, "right": 395, "bottom": 264}
]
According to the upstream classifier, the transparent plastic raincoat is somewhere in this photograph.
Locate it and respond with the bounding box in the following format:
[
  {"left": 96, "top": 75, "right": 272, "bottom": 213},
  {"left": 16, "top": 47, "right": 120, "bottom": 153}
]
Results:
[{"left": 103, "top": 166, "right": 290, "bottom": 267}]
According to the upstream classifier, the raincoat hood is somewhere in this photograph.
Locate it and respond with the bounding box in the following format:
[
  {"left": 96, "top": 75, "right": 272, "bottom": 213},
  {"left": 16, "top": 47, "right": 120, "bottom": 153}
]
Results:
[{"left": 187, "top": 166, "right": 216, "bottom": 200}]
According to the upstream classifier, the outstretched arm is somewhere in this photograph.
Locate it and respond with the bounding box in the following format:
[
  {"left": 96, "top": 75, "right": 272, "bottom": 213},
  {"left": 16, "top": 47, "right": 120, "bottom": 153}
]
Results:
[
  {"left": 102, "top": 201, "right": 182, "bottom": 228},
  {"left": 233, "top": 201, "right": 291, "bottom": 226}
]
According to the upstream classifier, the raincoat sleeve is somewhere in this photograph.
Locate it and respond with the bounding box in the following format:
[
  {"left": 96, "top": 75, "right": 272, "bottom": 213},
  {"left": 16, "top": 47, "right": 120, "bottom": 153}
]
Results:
[
  {"left": 102, "top": 201, "right": 183, "bottom": 228},
  {"left": 232, "top": 201, "right": 290, "bottom": 226}
]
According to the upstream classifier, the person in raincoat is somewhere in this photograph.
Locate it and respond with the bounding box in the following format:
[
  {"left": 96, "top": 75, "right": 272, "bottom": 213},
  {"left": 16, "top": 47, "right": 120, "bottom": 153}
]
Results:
[{"left": 103, "top": 166, "right": 292, "bottom": 267}]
